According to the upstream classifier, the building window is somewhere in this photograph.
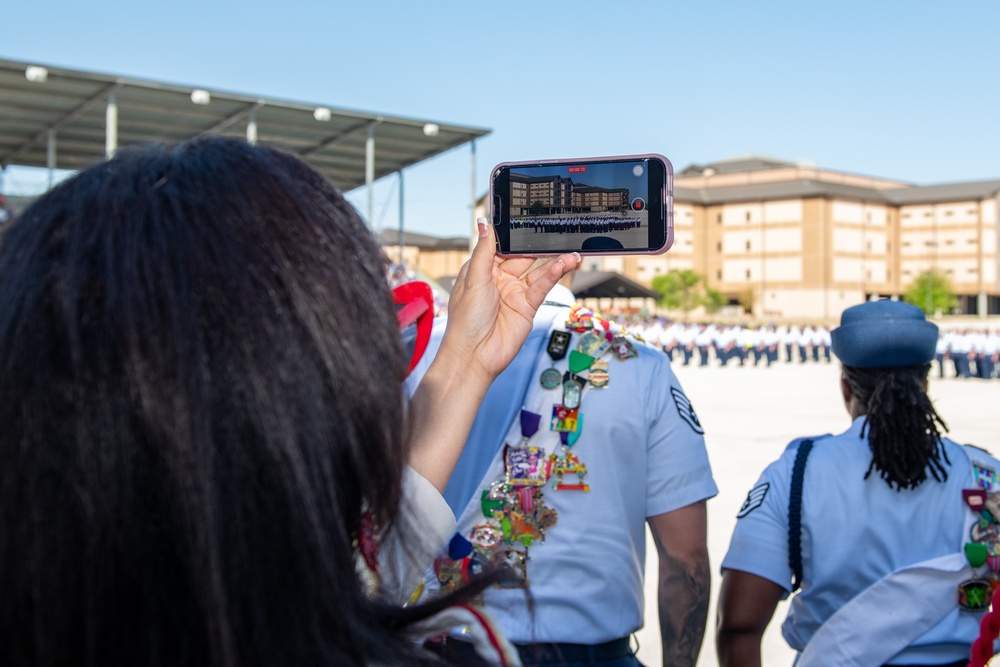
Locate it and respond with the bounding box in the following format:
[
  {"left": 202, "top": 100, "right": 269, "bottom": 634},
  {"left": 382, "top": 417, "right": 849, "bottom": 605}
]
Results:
[
  {"left": 716, "top": 241, "right": 722, "bottom": 252},
  {"left": 716, "top": 270, "right": 722, "bottom": 280},
  {"left": 717, "top": 213, "right": 722, "bottom": 224},
  {"left": 746, "top": 269, "right": 752, "bottom": 280},
  {"left": 746, "top": 240, "right": 751, "bottom": 251},
  {"left": 745, "top": 211, "right": 751, "bottom": 222}
]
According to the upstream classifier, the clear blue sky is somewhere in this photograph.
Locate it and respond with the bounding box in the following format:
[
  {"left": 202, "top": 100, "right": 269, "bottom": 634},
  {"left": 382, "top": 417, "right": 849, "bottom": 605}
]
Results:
[{"left": 4, "top": 0, "right": 999, "bottom": 238}]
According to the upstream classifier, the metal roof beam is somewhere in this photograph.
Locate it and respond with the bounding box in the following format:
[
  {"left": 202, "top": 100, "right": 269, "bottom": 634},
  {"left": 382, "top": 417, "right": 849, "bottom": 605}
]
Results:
[
  {"left": 1, "top": 82, "right": 118, "bottom": 165},
  {"left": 201, "top": 101, "right": 264, "bottom": 136},
  {"left": 299, "top": 118, "right": 380, "bottom": 157}
]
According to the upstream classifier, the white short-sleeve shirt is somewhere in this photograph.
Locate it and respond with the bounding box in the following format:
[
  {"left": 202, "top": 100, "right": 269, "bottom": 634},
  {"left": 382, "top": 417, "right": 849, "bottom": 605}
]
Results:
[
  {"left": 722, "top": 417, "right": 999, "bottom": 664},
  {"left": 420, "top": 305, "right": 718, "bottom": 644}
]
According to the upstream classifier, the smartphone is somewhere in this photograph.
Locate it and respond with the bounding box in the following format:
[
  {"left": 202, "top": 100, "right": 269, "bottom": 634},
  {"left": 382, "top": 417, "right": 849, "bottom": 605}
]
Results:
[{"left": 490, "top": 154, "right": 673, "bottom": 256}]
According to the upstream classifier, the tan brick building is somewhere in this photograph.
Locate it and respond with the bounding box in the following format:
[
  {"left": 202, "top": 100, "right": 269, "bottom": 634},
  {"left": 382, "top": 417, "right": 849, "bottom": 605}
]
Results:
[
  {"left": 379, "top": 229, "right": 471, "bottom": 280},
  {"left": 400, "top": 156, "right": 1000, "bottom": 322},
  {"left": 601, "top": 156, "right": 1000, "bottom": 321}
]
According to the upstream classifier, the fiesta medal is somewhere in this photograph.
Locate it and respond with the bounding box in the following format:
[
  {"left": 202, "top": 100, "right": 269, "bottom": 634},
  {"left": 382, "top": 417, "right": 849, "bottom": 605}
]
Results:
[
  {"left": 588, "top": 360, "right": 609, "bottom": 388},
  {"left": 540, "top": 367, "right": 562, "bottom": 389},
  {"left": 612, "top": 335, "right": 638, "bottom": 360},
  {"left": 551, "top": 404, "right": 580, "bottom": 432},
  {"left": 577, "top": 330, "right": 612, "bottom": 358},
  {"left": 549, "top": 450, "right": 590, "bottom": 492},
  {"left": 959, "top": 578, "right": 992, "bottom": 612}
]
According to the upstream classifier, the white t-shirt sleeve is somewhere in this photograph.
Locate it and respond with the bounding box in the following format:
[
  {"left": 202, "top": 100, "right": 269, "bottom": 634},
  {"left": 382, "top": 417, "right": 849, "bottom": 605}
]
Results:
[{"left": 379, "top": 466, "right": 457, "bottom": 604}]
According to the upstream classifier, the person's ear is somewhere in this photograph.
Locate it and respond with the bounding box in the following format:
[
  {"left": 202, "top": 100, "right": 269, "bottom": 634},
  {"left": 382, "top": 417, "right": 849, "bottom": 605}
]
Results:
[{"left": 840, "top": 375, "right": 852, "bottom": 405}]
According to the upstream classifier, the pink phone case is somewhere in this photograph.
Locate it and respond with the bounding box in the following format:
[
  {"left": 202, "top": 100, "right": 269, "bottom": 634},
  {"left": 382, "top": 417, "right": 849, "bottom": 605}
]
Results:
[{"left": 490, "top": 153, "right": 673, "bottom": 257}]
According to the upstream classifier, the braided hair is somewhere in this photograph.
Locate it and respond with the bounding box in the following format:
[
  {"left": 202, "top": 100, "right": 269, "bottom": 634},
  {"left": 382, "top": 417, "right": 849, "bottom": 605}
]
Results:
[{"left": 842, "top": 363, "right": 950, "bottom": 491}]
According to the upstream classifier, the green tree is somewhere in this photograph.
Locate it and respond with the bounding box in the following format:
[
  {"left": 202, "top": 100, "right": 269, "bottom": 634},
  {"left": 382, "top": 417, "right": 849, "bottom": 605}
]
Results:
[
  {"left": 903, "top": 269, "right": 958, "bottom": 316},
  {"left": 529, "top": 200, "right": 546, "bottom": 216},
  {"left": 651, "top": 269, "right": 706, "bottom": 320},
  {"left": 703, "top": 286, "right": 727, "bottom": 314}
]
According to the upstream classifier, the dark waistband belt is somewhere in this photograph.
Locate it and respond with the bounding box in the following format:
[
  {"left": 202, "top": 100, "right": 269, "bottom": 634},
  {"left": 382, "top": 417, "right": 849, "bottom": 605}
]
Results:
[{"left": 513, "top": 637, "right": 632, "bottom": 663}]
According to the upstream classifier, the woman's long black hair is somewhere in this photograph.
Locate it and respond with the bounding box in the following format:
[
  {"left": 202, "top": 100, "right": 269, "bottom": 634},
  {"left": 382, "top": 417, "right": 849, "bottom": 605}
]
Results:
[
  {"left": 0, "top": 136, "right": 487, "bottom": 666},
  {"left": 842, "top": 363, "right": 950, "bottom": 491}
]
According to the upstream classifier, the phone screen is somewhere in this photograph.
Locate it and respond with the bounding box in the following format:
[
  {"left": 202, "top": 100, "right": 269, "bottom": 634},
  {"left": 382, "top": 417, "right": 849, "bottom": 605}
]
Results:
[{"left": 491, "top": 154, "right": 672, "bottom": 255}]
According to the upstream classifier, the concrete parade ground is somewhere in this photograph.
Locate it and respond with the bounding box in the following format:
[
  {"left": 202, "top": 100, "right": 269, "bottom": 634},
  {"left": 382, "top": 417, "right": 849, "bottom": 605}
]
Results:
[{"left": 631, "top": 360, "right": 1000, "bottom": 667}]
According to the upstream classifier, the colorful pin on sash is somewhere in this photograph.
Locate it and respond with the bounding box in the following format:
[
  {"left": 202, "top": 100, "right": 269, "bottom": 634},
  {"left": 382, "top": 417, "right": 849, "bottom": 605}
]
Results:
[
  {"left": 540, "top": 368, "right": 562, "bottom": 389},
  {"left": 566, "top": 306, "right": 595, "bottom": 332},
  {"left": 560, "top": 415, "right": 584, "bottom": 447},
  {"left": 967, "top": 542, "right": 989, "bottom": 568},
  {"left": 974, "top": 463, "right": 996, "bottom": 491},
  {"left": 540, "top": 331, "right": 572, "bottom": 388},
  {"left": 548, "top": 450, "right": 590, "bottom": 492},
  {"left": 551, "top": 405, "right": 580, "bottom": 432},
  {"left": 986, "top": 492, "right": 1000, "bottom": 523},
  {"left": 505, "top": 446, "right": 547, "bottom": 486},
  {"left": 966, "top": 489, "right": 988, "bottom": 511},
  {"left": 568, "top": 350, "right": 593, "bottom": 373},
  {"left": 612, "top": 335, "right": 637, "bottom": 360},
  {"left": 960, "top": 578, "right": 993, "bottom": 612},
  {"left": 577, "top": 330, "right": 612, "bottom": 358},
  {"left": 588, "top": 360, "right": 610, "bottom": 388},
  {"left": 546, "top": 330, "right": 572, "bottom": 361},
  {"left": 562, "top": 373, "right": 585, "bottom": 409},
  {"left": 504, "top": 410, "right": 545, "bottom": 486}
]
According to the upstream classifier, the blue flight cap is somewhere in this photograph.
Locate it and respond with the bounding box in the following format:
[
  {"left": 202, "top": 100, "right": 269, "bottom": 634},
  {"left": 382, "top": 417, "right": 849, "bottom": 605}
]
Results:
[{"left": 831, "top": 300, "right": 938, "bottom": 369}]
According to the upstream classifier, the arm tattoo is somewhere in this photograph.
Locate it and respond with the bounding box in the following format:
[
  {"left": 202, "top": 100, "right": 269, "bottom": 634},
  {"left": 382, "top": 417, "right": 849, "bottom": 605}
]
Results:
[{"left": 657, "top": 550, "right": 710, "bottom": 667}]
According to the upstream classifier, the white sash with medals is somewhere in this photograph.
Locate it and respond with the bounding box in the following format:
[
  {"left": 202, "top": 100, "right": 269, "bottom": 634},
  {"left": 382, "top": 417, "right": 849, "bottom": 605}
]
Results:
[{"left": 796, "top": 450, "right": 998, "bottom": 666}]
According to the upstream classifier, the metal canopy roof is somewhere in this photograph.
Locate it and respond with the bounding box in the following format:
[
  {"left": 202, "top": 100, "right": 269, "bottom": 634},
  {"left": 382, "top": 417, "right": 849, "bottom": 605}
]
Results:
[
  {"left": 0, "top": 58, "right": 490, "bottom": 191},
  {"left": 571, "top": 271, "right": 662, "bottom": 300}
]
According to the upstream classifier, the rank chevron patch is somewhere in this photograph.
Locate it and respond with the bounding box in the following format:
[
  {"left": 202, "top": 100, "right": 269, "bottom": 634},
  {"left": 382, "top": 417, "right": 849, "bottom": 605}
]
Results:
[
  {"left": 737, "top": 482, "right": 770, "bottom": 518},
  {"left": 670, "top": 386, "right": 704, "bottom": 435}
]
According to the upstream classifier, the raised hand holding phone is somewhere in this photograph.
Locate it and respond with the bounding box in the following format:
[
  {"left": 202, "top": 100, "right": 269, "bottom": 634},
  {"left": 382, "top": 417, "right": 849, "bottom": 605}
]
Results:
[{"left": 491, "top": 153, "right": 673, "bottom": 256}]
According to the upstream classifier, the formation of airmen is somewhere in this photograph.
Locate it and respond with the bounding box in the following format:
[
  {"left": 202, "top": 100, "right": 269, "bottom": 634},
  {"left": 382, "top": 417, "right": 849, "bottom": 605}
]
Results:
[
  {"left": 511, "top": 213, "right": 640, "bottom": 235},
  {"left": 619, "top": 319, "right": 1000, "bottom": 379},
  {"left": 935, "top": 328, "right": 1000, "bottom": 379},
  {"left": 625, "top": 322, "right": 833, "bottom": 367}
]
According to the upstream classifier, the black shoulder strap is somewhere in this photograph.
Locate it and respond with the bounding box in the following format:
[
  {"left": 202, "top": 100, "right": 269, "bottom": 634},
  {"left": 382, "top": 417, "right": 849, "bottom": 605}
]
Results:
[{"left": 788, "top": 439, "right": 814, "bottom": 593}]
